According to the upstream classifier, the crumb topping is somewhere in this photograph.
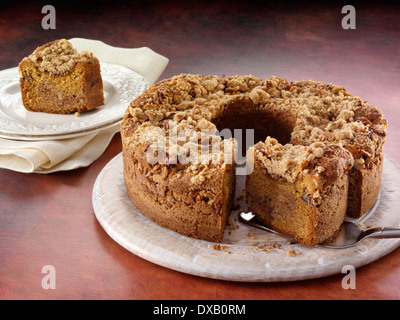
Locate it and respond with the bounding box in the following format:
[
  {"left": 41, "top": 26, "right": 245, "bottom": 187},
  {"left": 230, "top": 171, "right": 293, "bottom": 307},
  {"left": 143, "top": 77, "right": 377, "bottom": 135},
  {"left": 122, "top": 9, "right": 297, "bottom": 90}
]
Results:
[
  {"left": 24, "top": 39, "right": 95, "bottom": 75},
  {"left": 253, "top": 137, "right": 354, "bottom": 186},
  {"left": 253, "top": 137, "right": 328, "bottom": 183},
  {"left": 125, "top": 117, "right": 237, "bottom": 183},
  {"left": 121, "top": 73, "right": 386, "bottom": 181}
]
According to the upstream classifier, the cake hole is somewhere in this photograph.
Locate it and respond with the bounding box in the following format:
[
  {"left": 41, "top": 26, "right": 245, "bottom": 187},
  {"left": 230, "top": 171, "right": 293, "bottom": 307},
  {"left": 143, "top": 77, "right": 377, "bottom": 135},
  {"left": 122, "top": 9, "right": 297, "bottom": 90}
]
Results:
[{"left": 215, "top": 98, "right": 296, "bottom": 156}]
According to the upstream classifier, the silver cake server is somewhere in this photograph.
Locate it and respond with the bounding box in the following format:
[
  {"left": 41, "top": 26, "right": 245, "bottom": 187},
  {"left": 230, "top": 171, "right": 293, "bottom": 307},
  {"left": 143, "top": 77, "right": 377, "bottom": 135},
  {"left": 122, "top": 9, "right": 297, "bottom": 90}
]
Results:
[{"left": 238, "top": 211, "right": 400, "bottom": 249}]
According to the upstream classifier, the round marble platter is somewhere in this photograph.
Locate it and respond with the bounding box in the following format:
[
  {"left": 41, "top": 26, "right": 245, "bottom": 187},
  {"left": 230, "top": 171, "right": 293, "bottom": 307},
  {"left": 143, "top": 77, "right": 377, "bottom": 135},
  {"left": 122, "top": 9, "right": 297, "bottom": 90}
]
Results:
[
  {"left": 0, "top": 62, "right": 148, "bottom": 140},
  {"left": 92, "top": 153, "right": 400, "bottom": 282}
]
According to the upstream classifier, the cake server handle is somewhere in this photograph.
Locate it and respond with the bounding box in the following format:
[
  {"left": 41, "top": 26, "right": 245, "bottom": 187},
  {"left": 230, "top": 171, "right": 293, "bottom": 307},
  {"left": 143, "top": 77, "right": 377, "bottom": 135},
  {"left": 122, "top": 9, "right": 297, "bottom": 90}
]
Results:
[{"left": 362, "top": 227, "right": 400, "bottom": 240}]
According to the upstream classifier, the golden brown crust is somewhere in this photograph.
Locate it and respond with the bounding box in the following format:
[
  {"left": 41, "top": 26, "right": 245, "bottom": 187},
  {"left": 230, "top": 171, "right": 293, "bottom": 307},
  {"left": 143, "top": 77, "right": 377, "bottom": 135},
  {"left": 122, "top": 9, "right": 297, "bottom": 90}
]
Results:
[{"left": 121, "top": 73, "right": 386, "bottom": 245}]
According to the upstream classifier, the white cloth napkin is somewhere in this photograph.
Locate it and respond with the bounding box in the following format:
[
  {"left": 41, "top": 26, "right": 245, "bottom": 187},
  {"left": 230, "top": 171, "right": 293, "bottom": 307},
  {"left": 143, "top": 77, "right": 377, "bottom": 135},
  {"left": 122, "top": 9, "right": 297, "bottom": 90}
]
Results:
[{"left": 0, "top": 38, "right": 169, "bottom": 173}]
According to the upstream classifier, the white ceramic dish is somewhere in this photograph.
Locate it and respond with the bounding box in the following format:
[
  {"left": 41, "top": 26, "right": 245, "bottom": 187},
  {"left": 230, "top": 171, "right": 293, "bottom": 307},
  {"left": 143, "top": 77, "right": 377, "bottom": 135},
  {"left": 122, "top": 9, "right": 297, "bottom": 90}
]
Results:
[
  {"left": 0, "top": 62, "right": 148, "bottom": 140},
  {"left": 92, "top": 153, "right": 400, "bottom": 282}
]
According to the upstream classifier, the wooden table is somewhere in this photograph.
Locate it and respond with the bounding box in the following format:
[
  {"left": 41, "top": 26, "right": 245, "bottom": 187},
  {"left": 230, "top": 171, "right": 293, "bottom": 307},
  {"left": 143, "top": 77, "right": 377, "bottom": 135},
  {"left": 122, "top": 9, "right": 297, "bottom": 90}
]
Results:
[{"left": 1, "top": 1, "right": 400, "bottom": 300}]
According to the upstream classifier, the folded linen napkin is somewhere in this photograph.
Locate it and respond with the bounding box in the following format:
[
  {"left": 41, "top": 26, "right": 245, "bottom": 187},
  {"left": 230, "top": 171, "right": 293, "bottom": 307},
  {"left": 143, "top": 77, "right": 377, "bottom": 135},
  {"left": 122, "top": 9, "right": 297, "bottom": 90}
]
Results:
[{"left": 0, "top": 38, "right": 169, "bottom": 173}]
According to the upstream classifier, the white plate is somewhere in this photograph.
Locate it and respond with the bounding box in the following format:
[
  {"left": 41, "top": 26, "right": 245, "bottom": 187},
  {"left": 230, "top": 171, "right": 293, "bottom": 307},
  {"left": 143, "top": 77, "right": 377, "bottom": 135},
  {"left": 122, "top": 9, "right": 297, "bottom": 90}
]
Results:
[
  {"left": 0, "top": 62, "right": 148, "bottom": 140},
  {"left": 92, "top": 153, "right": 400, "bottom": 282}
]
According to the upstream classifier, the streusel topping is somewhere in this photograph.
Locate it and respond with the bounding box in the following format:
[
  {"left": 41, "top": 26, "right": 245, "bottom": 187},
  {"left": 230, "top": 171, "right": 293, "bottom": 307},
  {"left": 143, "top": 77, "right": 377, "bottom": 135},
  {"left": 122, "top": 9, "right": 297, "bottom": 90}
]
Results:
[
  {"left": 253, "top": 137, "right": 353, "bottom": 184},
  {"left": 23, "top": 39, "right": 95, "bottom": 75},
  {"left": 124, "top": 117, "right": 237, "bottom": 184},
  {"left": 253, "top": 137, "right": 328, "bottom": 183},
  {"left": 122, "top": 73, "right": 386, "bottom": 179}
]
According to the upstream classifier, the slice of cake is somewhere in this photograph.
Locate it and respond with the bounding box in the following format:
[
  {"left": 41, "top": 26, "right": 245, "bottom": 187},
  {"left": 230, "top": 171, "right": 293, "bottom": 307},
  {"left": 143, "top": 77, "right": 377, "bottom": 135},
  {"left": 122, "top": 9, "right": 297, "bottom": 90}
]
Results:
[
  {"left": 245, "top": 137, "right": 354, "bottom": 247},
  {"left": 18, "top": 39, "right": 104, "bottom": 114}
]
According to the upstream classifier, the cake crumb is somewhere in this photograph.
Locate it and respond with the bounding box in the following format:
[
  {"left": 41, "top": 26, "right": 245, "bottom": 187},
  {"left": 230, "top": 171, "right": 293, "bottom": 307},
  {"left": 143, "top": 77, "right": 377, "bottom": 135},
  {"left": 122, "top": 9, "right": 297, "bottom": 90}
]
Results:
[
  {"left": 287, "top": 249, "right": 296, "bottom": 256},
  {"left": 213, "top": 244, "right": 227, "bottom": 251},
  {"left": 74, "top": 112, "right": 81, "bottom": 117}
]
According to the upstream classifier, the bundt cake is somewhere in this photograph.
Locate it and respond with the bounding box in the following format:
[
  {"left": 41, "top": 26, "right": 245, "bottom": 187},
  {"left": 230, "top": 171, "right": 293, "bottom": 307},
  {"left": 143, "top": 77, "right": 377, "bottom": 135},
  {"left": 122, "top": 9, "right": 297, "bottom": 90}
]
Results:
[
  {"left": 19, "top": 39, "right": 104, "bottom": 114},
  {"left": 120, "top": 74, "right": 387, "bottom": 246}
]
